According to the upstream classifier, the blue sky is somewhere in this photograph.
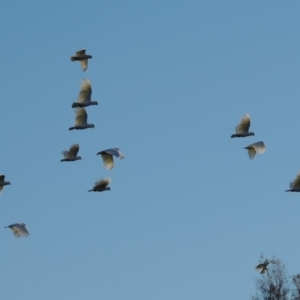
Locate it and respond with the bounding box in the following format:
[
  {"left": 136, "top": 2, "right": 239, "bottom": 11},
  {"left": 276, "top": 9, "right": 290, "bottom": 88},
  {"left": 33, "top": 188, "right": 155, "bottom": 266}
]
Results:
[{"left": 1, "top": 1, "right": 300, "bottom": 299}]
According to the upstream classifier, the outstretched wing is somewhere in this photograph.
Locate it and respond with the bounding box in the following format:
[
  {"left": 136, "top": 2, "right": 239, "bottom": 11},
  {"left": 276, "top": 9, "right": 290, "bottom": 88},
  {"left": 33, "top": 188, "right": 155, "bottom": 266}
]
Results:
[
  {"left": 13, "top": 224, "right": 29, "bottom": 237},
  {"left": 80, "top": 60, "right": 88, "bottom": 72},
  {"left": 100, "top": 152, "right": 114, "bottom": 170},
  {"left": 61, "top": 151, "right": 69, "bottom": 158},
  {"left": 255, "top": 263, "right": 264, "bottom": 270},
  {"left": 75, "top": 108, "right": 88, "bottom": 126},
  {"left": 5, "top": 223, "right": 29, "bottom": 237},
  {"left": 247, "top": 147, "right": 257, "bottom": 160},
  {"left": 245, "top": 141, "right": 266, "bottom": 160},
  {"left": 78, "top": 79, "right": 92, "bottom": 103},
  {"left": 236, "top": 114, "right": 251, "bottom": 134},
  {"left": 0, "top": 175, "right": 6, "bottom": 192},
  {"left": 76, "top": 49, "right": 86, "bottom": 55},
  {"left": 104, "top": 148, "right": 125, "bottom": 159},
  {"left": 95, "top": 178, "right": 111, "bottom": 189},
  {"left": 291, "top": 173, "right": 300, "bottom": 189},
  {"left": 260, "top": 267, "right": 268, "bottom": 274},
  {"left": 68, "top": 144, "right": 80, "bottom": 158},
  {"left": 252, "top": 141, "right": 266, "bottom": 154}
]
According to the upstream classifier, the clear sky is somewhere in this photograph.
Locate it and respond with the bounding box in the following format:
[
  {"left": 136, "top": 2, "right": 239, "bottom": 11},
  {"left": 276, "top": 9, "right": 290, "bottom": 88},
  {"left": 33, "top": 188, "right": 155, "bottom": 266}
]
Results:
[{"left": 1, "top": 1, "right": 299, "bottom": 299}]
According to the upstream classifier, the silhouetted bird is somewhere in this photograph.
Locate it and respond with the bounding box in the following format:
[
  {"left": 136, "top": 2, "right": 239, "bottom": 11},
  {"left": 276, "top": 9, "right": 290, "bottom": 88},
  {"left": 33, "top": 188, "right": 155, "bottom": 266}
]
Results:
[
  {"left": 70, "top": 49, "right": 92, "bottom": 71},
  {"left": 97, "top": 148, "right": 125, "bottom": 170},
  {"left": 69, "top": 108, "right": 95, "bottom": 130},
  {"left": 72, "top": 79, "right": 98, "bottom": 108},
  {"left": 231, "top": 114, "right": 255, "bottom": 138},
  {"left": 88, "top": 178, "right": 111, "bottom": 192},
  {"left": 4, "top": 223, "right": 29, "bottom": 238},
  {"left": 61, "top": 144, "right": 82, "bottom": 162}
]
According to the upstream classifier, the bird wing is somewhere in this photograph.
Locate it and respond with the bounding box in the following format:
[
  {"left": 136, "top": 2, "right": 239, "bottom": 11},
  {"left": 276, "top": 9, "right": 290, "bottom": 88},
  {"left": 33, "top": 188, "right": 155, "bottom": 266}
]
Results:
[
  {"left": 255, "top": 264, "right": 264, "bottom": 270},
  {"left": 13, "top": 224, "right": 29, "bottom": 237},
  {"left": 78, "top": 79, "right": 92, "bottom": 103},
  {"left": 100, "top": 152, "right": 114, "bottom": 170},
  {"left": 80, "top": 60, "right": 88, "bottom": 72},
  {"left": 68, "top": 144, "right": 80, "bottom": 158},
  {"left": 95, "top": 178, "right": 111, "bottom": 189},
  {"left": 252, "top": 141, "right": 266, "bottom": 154},
  {"left": 291, "top": 173, "right": 300, "bottom": 189},
  {"left": 104, "top": 148, "right": 125, "bottom": 159},
  {"left": 76, "top": 49, "right": 86, "bottom": 55},
  {"left": 75, "top": 108, "right": 88, "bottom": 125},
  {"left": 11, "top": 227, "right": 21, "bottom": 237},
  {"left": 0, "top": 175, "right": 5, "bottom": 192},
  {"left": 247, "top": 146, "right": 257, "bottom": 160},
  {"left": 61, "top": 151, "right": 69, "bottom": 158},
  {"left": 236, "top": 114, "right": 251, "bottom": 133},
  {"left": 245, "top": 141, "right": 265, "bottom": 160},
  {"left": 260, "top": 267, "right": 267, "bottom": 274}
]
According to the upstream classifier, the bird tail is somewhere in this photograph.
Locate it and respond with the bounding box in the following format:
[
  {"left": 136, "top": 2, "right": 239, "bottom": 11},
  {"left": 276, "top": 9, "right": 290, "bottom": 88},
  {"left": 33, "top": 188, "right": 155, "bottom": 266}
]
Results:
[
  {"left": 285, "top": 190, "right": 291, "bottom": 192},
  {"left": 69, "top": 127, "right": 75, "bottom": 131},
  {"left": 70, "top": 56, "right": 77, "bottom": 61},
  {"left": 88, "top": 189, "right": 93, "bottom": 192}
]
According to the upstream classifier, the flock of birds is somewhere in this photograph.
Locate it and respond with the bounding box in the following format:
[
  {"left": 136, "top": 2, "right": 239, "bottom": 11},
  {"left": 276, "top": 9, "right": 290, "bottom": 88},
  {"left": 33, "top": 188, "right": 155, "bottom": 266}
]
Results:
[
  {"left": 2, "top": 49, "right": 125, "bottom": 238},
  {"left": 231, "top": 113, "right": 300, "bottom": 192},
  {"left": 2, "top": 51, "right": 300, "bottom": 247},
  {"left": 231, "top": 113, "right": 300, "bottom": 274}
]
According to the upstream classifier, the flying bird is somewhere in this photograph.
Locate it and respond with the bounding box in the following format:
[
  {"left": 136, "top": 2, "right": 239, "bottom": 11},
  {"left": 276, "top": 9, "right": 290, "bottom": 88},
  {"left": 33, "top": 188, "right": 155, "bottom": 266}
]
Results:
[
  {"left": 0, "top": 174, "right": 11, "bottom": 194},
  {"left": 69, "top": 108, "right": 95, "bottom": 130},
  {"left": 70, "top": 49, "right": 92, "bottom": 71},
  {"left": 72, "top": 79, "right": 98, "bottom": 108},
  {"left": 231, "top": 114, "right": 255, "bottom": 138},
  {"left": 61, "top": 144, "right": 82, "bottom": 162},
  {"left": 88, "top": 178, "right": 111, "bottom": 192},
  {"left": 285, "top": 173, "right": 300, "bottom": 192},
  {"left": 4, "top": 223, "right": 29, "bottom": 238},
  {"left": 243, "top": 141, "right": 266, "bottom": 160},
  {"left": 97, "top": 148, "right": 125, "bottom": 170},
  {"left": 255, "top": 259, "right": 269, "bottom": 274}
]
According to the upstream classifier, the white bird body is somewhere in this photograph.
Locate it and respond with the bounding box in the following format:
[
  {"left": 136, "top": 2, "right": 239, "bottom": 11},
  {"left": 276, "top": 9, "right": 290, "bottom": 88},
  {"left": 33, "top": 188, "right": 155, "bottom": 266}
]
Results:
[
  {"left": 244, "top": 141, "right": 266, "bottom": 160},
  {"left": 72, "top": 79, "right": 98, "bottom": 108},
  {"left": 61, "top": 144, "right": 82, "bottom": 162},
  {"left": 5, "top": 223, "right": 29, "bottom": 238},
  {"left": 69, "top": 108, "right": 95, "bottom": 130},
  {"left": 286, "top": 173, "right": 300, "bottom": 192},
  {"left": 88, "top": 178, "right": 111, "bottom": 192},
  {"left": 231, "top": 114, "right": 255, "bottom": 138},
  {"left": 97, "top": 148, "right": 125, "bottom": 170},
  {"left": 70, "top": 49, "right": 92, "bottom": 72}
]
